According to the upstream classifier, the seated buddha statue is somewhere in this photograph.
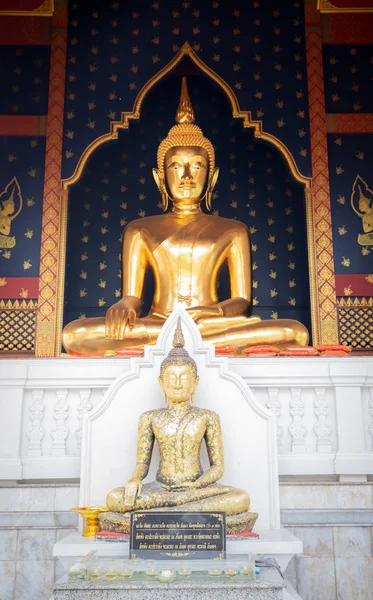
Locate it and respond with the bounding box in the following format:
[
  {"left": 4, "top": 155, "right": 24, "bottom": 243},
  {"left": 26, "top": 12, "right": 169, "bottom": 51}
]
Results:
[
  {"left": 63, "top": 77, "right": 308, "bottom": 356},
  {"left": 99, "top": 318, "right": 258, "bottom": 534}
]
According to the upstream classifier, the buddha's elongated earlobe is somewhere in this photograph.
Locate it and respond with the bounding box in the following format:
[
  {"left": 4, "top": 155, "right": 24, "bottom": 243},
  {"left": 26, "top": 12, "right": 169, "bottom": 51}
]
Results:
[
  {"left": 206, "top": 167, "right": 219, "bottom": 212},
  {"left": 191, "top": 392, "right": 195, "bottom": 404},
  {"left": 162, "top": 191, "right": 169, "bottom": 212},
  {"left": 153, "top": 168, "right": 168, "bottom": 212},
  {"left": 163, "top": 392, "right": 167, "bottom": 404},
  {"left": 205, "top": 189, "right": 212, "bottom": 212}
]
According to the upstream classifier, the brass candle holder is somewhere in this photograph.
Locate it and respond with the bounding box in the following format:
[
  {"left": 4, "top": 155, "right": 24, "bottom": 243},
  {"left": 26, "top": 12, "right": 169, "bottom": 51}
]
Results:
[{"left": 71, "top": 506, "right": 109, "bottom": 537}]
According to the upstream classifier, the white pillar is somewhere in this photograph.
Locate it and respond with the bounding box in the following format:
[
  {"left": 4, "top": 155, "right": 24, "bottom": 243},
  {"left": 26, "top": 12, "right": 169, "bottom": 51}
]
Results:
[
  {"left": 331, "top": 361, "right": 369, "bottom": 481},
  {"left": 0, "top": 363, "right": 27, "bottom": 479}
]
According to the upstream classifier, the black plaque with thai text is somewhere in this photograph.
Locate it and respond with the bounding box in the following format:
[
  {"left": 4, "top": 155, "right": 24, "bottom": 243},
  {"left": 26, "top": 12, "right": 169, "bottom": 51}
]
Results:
[{"left": 130, "top": 511, "right": 226, "bottom": 559}]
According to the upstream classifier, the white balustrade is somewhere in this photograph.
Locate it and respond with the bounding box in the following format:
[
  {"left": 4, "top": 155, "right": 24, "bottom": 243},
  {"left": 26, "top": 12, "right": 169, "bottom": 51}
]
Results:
[
  {"left": 313, "top": 387, "right": 332, "bottom": 453},
  {"left": 76, "top": 389, "right": 93, "bottom": 453},
  {"left": 289, "top": 387, "right": 306, "bottom": 453},
  {"left": 27, "top": 389, "right": 45, "bottom": 457},
  {"left": 51, "top": 389, "right": 69, "bottom": 456},
  {"left": 266, "top": 387, "right": 282, "bottom": 449},
  {"left": 0, "top": 357, "right": 372, "bottom": 481}
]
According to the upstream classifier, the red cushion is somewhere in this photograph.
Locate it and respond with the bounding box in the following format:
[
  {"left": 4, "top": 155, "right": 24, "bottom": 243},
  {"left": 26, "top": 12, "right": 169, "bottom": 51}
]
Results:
[
  {"left": 320, "top": 350, "right": 350, "bottom": 357},
  {"left": 242, "top": 345, "right": 280, "bottom": 355},
  {"left": 315, "top": 344, "right": 352, "bottom": 352},
  {"left": 115, "top": 348, "right": 144, "bottom": 356},
  {"left": 285, "top": 345, "right": 318, "bottom": 352},
  {"left": 215, "top": 345, "right": 236, "bottom": 355},
  {"left": 279, "top": 349, "right": 319, "bottom": 356}
]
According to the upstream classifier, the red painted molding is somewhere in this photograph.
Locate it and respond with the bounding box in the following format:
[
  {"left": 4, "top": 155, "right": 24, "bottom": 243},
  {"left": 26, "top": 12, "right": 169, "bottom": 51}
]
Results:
[
  {"left": 335, "top": 274, "right": 373, "bottom": 296},
  {"left": 0, "top": 277, "right": 39, "bottom": 299},
  {"left": 326, "top": 114, "right": 373, "bottom": 134},
  {"left": 0, "top": 116, "right": 47, "bottom": 136}
]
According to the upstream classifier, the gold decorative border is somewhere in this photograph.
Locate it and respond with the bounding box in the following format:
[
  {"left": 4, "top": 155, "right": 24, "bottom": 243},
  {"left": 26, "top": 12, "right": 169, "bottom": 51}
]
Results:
[
  {"left": 337, "top": 297, "right": 373, "bottom": 307},
  {"left": 55, "top": 41, "right": 319, "bottom": 354},
  {"left": 34, "top": 2, "right": 67, "bottom": 357},
  {"left": 317, "top": 0, "right": 373, "bottom": 12},
  {"left": 0, "top": 0, "right": 54, "bottom": 16},
  {"left": 305, "top": 3, "right": 339, "bottom": 344}
]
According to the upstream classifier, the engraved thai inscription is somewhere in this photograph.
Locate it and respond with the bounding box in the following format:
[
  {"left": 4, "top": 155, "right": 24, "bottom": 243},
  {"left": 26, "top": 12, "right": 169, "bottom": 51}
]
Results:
[{"left": 130, "top": 511, "right": 226, "bottom": 559}]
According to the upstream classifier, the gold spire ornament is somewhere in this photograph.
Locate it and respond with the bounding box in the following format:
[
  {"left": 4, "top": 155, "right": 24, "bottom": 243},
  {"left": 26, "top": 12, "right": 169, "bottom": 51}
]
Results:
[
  {"left": 173, "top": 316, "right": 185, "bottom": 346},
  {"left": 159, "top": 317, "right": 198, "bottom": 380},
  {"left": 175, "top": 76, "right": 195, "bottom": 124}
]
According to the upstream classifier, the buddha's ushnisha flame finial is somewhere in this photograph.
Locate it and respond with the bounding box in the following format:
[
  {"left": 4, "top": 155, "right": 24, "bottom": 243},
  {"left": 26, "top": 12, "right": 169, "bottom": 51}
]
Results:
[
  {"left": 175, "top": 76, "right": 195, "bottom": 125},
  {"left": 159, "top": 316, "right": 197, "bottom": 378},
  {"left": 173, "top": 316, "right": 185, "bottom": 348}
]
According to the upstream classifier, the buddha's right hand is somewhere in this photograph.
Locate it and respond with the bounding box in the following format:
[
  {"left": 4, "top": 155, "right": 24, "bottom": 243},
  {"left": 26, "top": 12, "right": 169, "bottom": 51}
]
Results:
[
  {"left": 124, "top": 478, "right": 142, "bottom": 507},
  {"left": 105, "top": 296, "right": 142, "bottom": 340}
]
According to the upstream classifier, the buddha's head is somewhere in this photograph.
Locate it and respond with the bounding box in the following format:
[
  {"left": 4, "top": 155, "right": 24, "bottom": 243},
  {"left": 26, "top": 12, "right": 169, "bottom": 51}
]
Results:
[
  {"left": 159, "top": 317, "right": 199, "bottom": 404},
  {"left": 153, "top": 77, "right": 219, "bottom": 212}
]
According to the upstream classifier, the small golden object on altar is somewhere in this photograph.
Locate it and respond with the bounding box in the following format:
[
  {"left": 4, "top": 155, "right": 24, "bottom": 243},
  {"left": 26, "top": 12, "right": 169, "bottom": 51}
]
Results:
[{"left": 70, "top": 506, "right": 109, "bottom": 537}]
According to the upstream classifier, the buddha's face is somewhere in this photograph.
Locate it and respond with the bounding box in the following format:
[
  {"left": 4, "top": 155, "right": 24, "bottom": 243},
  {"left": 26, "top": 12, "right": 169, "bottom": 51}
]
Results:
[
  {"left": 160, "top": 363, "right": 198, "bottom": 404},
  {"left": 164, "top": 146, "right": 209, "bottom": 204}
]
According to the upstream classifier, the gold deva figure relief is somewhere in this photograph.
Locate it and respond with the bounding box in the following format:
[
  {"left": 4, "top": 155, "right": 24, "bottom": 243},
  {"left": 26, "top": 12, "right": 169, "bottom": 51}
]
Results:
[
  {"left": 62, "top": 77, "right": 309, "bottom": 355},
  {"left": 0, "top": 177, "right": 22, "bottom": 249},
  {"left": 351, "top": 175, "right": 373, "bottom": 246},
  {"left": 99, "top": 318, "right": 258, "bottom": 534}
]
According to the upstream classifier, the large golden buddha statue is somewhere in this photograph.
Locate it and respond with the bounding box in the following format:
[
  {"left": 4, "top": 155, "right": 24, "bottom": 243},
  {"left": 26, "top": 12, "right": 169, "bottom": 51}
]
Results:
[
  {"left": 99, "top": 318, "right": 258, "bottom": 534},
  {"left": 63, "top": 77, "right": 308, "bottom": 356}
]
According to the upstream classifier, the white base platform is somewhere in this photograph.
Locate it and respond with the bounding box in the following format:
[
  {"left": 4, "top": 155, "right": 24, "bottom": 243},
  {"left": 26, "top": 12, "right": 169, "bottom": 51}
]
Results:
[{"left": 53, "top": 528, "right": 302, "bottom": 573}]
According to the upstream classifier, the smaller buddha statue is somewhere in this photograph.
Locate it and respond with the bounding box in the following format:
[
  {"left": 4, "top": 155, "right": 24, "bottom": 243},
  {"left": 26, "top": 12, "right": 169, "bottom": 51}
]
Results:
[{"left": 99, "top": 318, "right": 258, "bottom": 535}]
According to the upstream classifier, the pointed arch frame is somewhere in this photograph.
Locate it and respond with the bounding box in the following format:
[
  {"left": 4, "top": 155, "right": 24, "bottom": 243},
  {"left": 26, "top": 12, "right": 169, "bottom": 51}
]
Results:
[{"left": 51, "top": 41, "right": 319, "bottom": 356}]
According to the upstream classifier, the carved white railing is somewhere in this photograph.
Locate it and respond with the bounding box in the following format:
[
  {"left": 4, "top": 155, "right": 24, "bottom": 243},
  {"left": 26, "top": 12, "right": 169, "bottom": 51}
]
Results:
[{"left": 0, "top": 357, "right": 372, "bottom": 481}]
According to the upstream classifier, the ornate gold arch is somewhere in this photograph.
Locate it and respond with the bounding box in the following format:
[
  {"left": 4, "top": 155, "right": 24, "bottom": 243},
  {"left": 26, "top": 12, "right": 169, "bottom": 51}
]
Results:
[
  {"left": 55, "top": 41, "right": 319, "bottom": 354},
  {"left": 63, "top": 42, "right": 311, "bottom": 191}
]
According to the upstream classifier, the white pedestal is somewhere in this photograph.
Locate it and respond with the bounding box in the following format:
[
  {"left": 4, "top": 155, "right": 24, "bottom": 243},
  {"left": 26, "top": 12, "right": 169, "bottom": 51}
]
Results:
[
  {"left": 53, "top": 308, "right": 303, "bottom": 599},
  {"left": 53, "top": 529, "right": 301, "bottom": 573}
]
